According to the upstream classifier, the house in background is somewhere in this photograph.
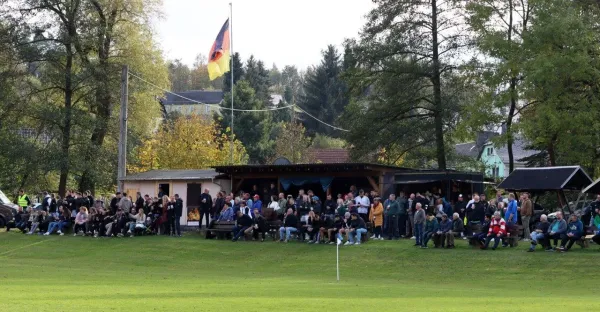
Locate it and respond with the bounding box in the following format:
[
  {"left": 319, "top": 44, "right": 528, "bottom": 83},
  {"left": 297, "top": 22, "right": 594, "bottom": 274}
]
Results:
[
  {"left": 455, "top": 132, "right": 538, "bottom": 179},
  {"left": 159, "top": 90, "right": 224, "bottom": 116}
]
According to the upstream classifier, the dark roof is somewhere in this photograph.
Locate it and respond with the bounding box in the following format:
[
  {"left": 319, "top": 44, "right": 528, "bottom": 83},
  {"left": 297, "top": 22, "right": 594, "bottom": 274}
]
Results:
[
  {"left": 497, "top": 166, "right": 593, "bottom": 191},
  {"left": 395, "top": 170, "right": 484, "bottom": 184},
  {"left": 582, "top": 178, "right": 600, "bottom": 194},
  {"left": 121, "top": 169, "right": 218, "bottom": 181},
  {"left": 309, "top": 148, "right": 349, "bottom": 164},
  {"left": 161, "top": 90, "right": 224, "bottom": 105},
  {"left": 214, "top": 163, "right": 409, "bottom": 175},
  {"left": 496, "top": 139, "right": 539, "bottom": 164},
  {"left": 455, "top": 136, "right": 538, "bottom": 164},
  {"left": 454, "top": 142, "right": 479, "bottom": 158}
]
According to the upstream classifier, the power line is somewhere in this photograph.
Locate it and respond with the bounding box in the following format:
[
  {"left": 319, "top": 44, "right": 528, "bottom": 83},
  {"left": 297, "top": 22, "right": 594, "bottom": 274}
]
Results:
[
  {"left": 128, "top": 71, "right": 294, "bottom": 112},
  {"left": 128, "top": 70, "right": 349, "bottom": 131},
  {"left": 294, "top": 105, "right": 350, "bottom": 132}
]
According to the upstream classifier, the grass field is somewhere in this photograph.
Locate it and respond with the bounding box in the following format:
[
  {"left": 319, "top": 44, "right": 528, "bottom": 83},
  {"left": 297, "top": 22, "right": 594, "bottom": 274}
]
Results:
[{"left": 1, "top": 231, "right": 599, "bottom": 311}]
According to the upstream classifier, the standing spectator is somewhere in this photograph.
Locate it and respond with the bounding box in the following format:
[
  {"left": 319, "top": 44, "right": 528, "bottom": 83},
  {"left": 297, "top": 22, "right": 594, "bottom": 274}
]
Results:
[
  {"left": 482, "top": 211, "right": 506, "bottom": 250},
  {"left": 384, "top": 194, "right": 400, "bottom": 240},
  {"left": 173, "top": 194, "right": 183, "bottom": 237},
  {"left": 559, "top": 215, "right": 583, "bottom": 252},
  {"left": 213, "top": 192, "right": 225, "bottom": 219},
  {"left": 406, "top": 193, "right": 415, "bottom": 238},
  {"left": 421, "top": 212, "right": 439, "bottom": 248},
  {"left": 521, "top": 193, "right": 533, "bottom": 242},
  {"left": 165, "top": 196, "right": 175, "bottom": 236},
  {"left": 261, "top": 186, "right": 270, "bottom": 205},
  {"left": 41, "top": 191, "right": 51, "bottom": 212},
  {"left": 199, "top": 188, "right": 213, "bottom": 229},
  {"left": 528, "top": 214, "right": 550, "bottom": 252},
  {"left": 135, "top": 192, "right": 144, "bottom": 212},
  {"left": 269, "top": 183, "right": 278, "bottom": 199},
  {"left": 250, "top": 185, "right": 260, "bottom": 198},
  {"left": 397, "top": 192, "right": 407, "bottom": 238},
  {"left": 251, "top": 194, "right": 263, "bottom": 215},
  {"left": 414, "top": 203, "right": 426, "bottom": 246},
  {"left": 110, "top": 193, "right": 119, "bottom": 215},
  {"left": 323, "top": 194, "right": 336, "bottom": 217},
  {"left": 17, "top": 189, "right": 31, "bottom": 211},
  {"left": 118, "top": 193, "right": 132, "bottom": 214},
  {"left": 505, "top": 193, "right": 518, "bottom": 226},
  {"left": 349, "top": 185, "right": 358, "bottom": 197},
  {"left": 276, "top": 193, "right": 287, "bottom": 220},
  {"left": 369, "top": 197, "right": 384, "bottom": 240}
]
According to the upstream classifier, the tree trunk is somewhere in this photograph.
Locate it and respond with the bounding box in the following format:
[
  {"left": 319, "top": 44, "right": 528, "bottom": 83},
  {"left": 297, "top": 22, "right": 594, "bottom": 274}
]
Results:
[
  {"left": 431, "top": 0, "right": 446, "bottom": 170},
  {"left": 506, "top": 1, "right": 516, "bottom": 173},
  {"left": 59, "top": 44, "right": 74, "bottom": 197}
]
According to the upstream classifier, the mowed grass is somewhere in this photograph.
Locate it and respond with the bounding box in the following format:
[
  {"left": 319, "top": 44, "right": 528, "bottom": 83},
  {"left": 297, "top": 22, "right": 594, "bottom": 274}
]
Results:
[{"left": 1, "top": 231, "right": 599, "bottom": 311}]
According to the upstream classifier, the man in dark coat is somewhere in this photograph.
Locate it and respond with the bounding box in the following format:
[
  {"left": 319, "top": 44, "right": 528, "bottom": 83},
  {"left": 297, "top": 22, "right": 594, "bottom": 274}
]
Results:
[
  {"left": 199, "top": 188, "right": 213, "bottom": 229},
  {"left": 174, "top": 194, "right": 184, "bottom": 237}
]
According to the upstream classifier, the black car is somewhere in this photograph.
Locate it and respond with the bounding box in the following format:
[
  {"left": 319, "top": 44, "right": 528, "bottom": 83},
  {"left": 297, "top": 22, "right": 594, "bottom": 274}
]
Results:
[{"left": 0, "top": 203, "right": 15, "bottom": 228}]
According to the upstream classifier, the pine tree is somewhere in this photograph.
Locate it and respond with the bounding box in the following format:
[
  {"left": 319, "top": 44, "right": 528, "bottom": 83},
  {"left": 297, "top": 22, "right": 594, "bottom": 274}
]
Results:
[{"left": 223, "top": 52, "right": 244, "bottom": 92}]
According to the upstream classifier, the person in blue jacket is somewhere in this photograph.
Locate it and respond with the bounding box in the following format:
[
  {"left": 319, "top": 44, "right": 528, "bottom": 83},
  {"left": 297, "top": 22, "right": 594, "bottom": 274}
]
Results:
[
  {"left": 559, "top": 214, "right": 583, "bottom": 252},
  {"left": 505, "top": 193, "right": 518, "bottom": 225}
]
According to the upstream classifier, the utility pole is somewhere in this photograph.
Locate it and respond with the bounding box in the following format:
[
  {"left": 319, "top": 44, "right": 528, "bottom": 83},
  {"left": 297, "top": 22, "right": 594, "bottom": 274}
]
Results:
[{"left": 117, "top": 65, "right": 129, "bottom": 192}]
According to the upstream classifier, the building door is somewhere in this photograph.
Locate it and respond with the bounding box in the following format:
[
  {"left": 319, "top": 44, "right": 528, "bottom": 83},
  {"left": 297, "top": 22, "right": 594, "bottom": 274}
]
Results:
[
  {"left": 158, "top": 183, "right": 171, "bottom": 197},
  {"left": 186, "top": 183, "right": 202, "bottom": 225}
]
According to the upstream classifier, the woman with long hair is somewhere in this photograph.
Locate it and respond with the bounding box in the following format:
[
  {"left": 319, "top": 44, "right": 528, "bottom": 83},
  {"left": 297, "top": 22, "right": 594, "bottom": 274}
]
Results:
[{"left": 73, "top": 207, "right": 88, "bottom": 236}]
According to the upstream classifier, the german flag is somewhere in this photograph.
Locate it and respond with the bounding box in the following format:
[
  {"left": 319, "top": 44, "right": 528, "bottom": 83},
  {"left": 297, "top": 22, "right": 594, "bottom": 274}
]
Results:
[{"left": 207, "top": 19, "right": 230, "bottom": 81}]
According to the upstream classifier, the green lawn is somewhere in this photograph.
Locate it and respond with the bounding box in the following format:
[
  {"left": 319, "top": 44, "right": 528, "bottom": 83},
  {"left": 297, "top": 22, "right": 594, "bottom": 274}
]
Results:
[{"left": 1, "top": 231, "right": 599, "bottom": 311}]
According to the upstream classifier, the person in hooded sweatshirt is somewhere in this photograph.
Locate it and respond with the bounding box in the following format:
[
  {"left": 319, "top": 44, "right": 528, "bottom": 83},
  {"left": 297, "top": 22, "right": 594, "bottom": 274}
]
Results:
[
  {"left": 558, "top": 214, "right": 583, "bottom": 252},
  {"left": 435, "top": 214, "right": 452, "bottom": 248}
]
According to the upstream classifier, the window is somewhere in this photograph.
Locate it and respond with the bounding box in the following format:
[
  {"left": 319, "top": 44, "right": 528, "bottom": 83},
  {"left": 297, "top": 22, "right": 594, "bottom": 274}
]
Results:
[
  {"left": 495, "top": 167, "right": 500, "bottom": 178},
  {"left": 487, "top": 147, "right": 493, "bottom": 156}
]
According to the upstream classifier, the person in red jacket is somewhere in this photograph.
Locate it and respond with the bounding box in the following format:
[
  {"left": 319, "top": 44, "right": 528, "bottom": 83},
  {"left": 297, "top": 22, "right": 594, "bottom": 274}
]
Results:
[{"left": 481, "top": 211, "right": 506, "bottom": 250}]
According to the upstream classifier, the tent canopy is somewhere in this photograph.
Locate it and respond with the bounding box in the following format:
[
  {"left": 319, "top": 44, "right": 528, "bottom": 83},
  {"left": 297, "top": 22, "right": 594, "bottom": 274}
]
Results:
[
  {"left": 582, "top": 178, "right": 600, "bottom": 194},
  {"left": 497, "top": 166, "right": 593, "bottom": 191}
]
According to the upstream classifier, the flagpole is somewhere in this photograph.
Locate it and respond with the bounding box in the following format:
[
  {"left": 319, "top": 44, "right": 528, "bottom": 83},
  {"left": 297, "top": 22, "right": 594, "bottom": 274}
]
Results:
[{"left": 229, "top": 2, "right": 234, "bottom": 165}]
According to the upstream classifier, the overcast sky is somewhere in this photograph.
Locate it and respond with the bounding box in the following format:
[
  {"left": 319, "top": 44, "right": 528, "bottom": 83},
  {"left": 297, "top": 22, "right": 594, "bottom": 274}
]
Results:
[{"left": 156, "top": 0, "right": 373, "bottom": 69}]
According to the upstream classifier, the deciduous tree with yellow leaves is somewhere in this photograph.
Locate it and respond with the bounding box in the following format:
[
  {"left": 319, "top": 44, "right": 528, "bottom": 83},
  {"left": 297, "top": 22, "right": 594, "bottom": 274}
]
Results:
[{"left": 129, "top": 114, "right": 247, "bottom": 173}]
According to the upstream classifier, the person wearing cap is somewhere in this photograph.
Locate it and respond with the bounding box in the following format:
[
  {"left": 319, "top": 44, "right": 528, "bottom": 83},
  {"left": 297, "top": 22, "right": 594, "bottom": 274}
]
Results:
[
  {"left": 435, "top": 214, "right": 452, "bottom": 248},
  {"left": 345, "top": 213, "right": 368, "bottom": 245},
  {"left": 421, "top": 212, "right": 439, "bottom": 248},
  {"left": 251, "top": 194, "right": 263, "bottom": 216},
  {"left": 369, "top": 197, "right": 384, "bottom": 240}
]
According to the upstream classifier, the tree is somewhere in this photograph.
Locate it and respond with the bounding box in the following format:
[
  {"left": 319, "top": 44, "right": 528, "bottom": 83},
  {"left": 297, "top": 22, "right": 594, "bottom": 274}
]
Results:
[
  {"left": 465, "top": 0, "right": 534, "bottom": 173},
  {"left": 244, "top": 55, "right": 271, "bottom": 105},
  {"left": 168, "top": 59, "right": 191, "bottom": 92},
  {"left": 281, "top": 65, "right": 303, "bottom": 104},
  {"left": 269, "top": 63, "right": 283, "bottom": 93},
  {"left": 300, "top": 45, "right": 348, "bottom": 137},
  {"left": 129, "top": 114, "right": 247, "bottom": 172},
  {"left": 519, "top": 0, "right": 600, "bottom": 177},
  {"left": 219, "top": 80, "right": 273, "bottom": 163},
  {"left": 223, "top": 52, "right": 244, "bottom": 92},
  {"left": 190, "top": 53, "right": 221, "bottom": 90},
  {"left": 269, "top": 122, "right": 313, "bottom": 164},
  {"left": 343, "top": 0, "right": 469, "bottom": 169},
  {"left": 311, "top": 134, "right": 345, "bottom": 149}
]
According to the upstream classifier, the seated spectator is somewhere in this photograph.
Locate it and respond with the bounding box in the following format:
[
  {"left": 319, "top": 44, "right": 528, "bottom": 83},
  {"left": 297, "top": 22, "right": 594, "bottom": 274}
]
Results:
[
  {"left": 232, "top": 210, "right": 253, "bottom": 242},
  {"left": 421, "top": 212, "right": 439, "bottom": 248},
  {"left": 345, "top": 213, "right": 368, "bottom": 246},
  {"left": 528, "top": 214, "right": 550, "bottom": 252},
  {"left": 107, "top": 209, "right": 128, "bottom": 237},
  {"left": 300, "top": 210, "right": 317, "bottom": 242},
  {"left": 85, "top": 207, "right": 97, "bottom": 236},
  {"left": 244, "top": 208, "right": 267, "bottom": 242},
  {"left": 547, "top": 212, "right": 567, "bottom": 250},
  {"left": 39, "top": 211, "right": 53, "bottom": 234},
  {"left": 593, "top": 223, "right": 600, "bottom": 246},
  {"left": 239, "top": 201, "right": 252, "bottom": 218},
  {"left": 337, "top": 212, "right": 352, "bottom": 244},
  {"left": 27, "top": 210, "right": 48, "bottom": 235},
  {"left": 93, "top": 208, "right": 108, "bottom": 237},
  {"left": 473, "top": 214, "right": 492, "bottom": 247},
  {"left": 279, "top": 208, "right": 299, "bottom": 243},
  {"left": 446, "top": 212, "right": 464, "bottom": 249},
  {"left": 45, "top": 206, "right": 71, "bottom": 236},
  {"left": 482, "top": 211, "right": 506, "bottom": 250},
  {"left": 435, "top": 214, "right": 451, "bottom": 248},
  {"left": 6, "top": 206, "right": 26, "bottom": 232},
  {"left": 317, "top": 215, "right": 331, "bottom": 244},
  {"left": 327, "top": 215, "right": 344, "bottom": 245},
  {"left": 73, "top": 207, "right": 88, "bottom": 236},
  {"left": 307, "top": 213, "right": 322, "bottom": 244},
  {"left": 559, "top": 214, "right": 583, "bottom": 252},
  {"left": 24, "top": 208, "right": 38, "bottom": 233},
  {"left": 127, "top": 208, "right": 147, "bottom": 237},
  {"left": 206, "top": 203, "right": 234, "bottom": 239}
]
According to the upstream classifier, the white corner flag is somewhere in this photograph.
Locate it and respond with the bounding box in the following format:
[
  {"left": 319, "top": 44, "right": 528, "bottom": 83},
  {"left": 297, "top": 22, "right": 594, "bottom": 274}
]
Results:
[{"left": 336, "top": 237, "right": 341, "bottom": 281}]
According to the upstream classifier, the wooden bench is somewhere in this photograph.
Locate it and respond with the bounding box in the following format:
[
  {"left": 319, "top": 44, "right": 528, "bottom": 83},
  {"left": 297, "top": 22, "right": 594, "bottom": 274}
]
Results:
[
  {"left": 505, "top": 225, "right": 523, "bottom": 247},
  {"left": 467, "top": 224, "right": 483, "bottom": 247},
  {"left": 206, "top": 221, "right": 235, "bottom": 239},
  {"left": 576, "top": 234, "right": 595, "bottom": 248}
]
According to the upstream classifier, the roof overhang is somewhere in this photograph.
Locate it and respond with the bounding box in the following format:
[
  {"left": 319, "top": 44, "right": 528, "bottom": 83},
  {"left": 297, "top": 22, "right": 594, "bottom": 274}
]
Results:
[{"left": 497, "top": 166, "right": 593, "bottom": 192}]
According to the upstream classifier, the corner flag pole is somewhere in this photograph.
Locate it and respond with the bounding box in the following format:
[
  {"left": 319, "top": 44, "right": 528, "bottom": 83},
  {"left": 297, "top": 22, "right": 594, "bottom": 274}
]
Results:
[
  {"left": 336, "top": 237, "right": 340, "bottom": 281},
  {"left": 229, "top": 2, "right": 234, "bottom": 165}
]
